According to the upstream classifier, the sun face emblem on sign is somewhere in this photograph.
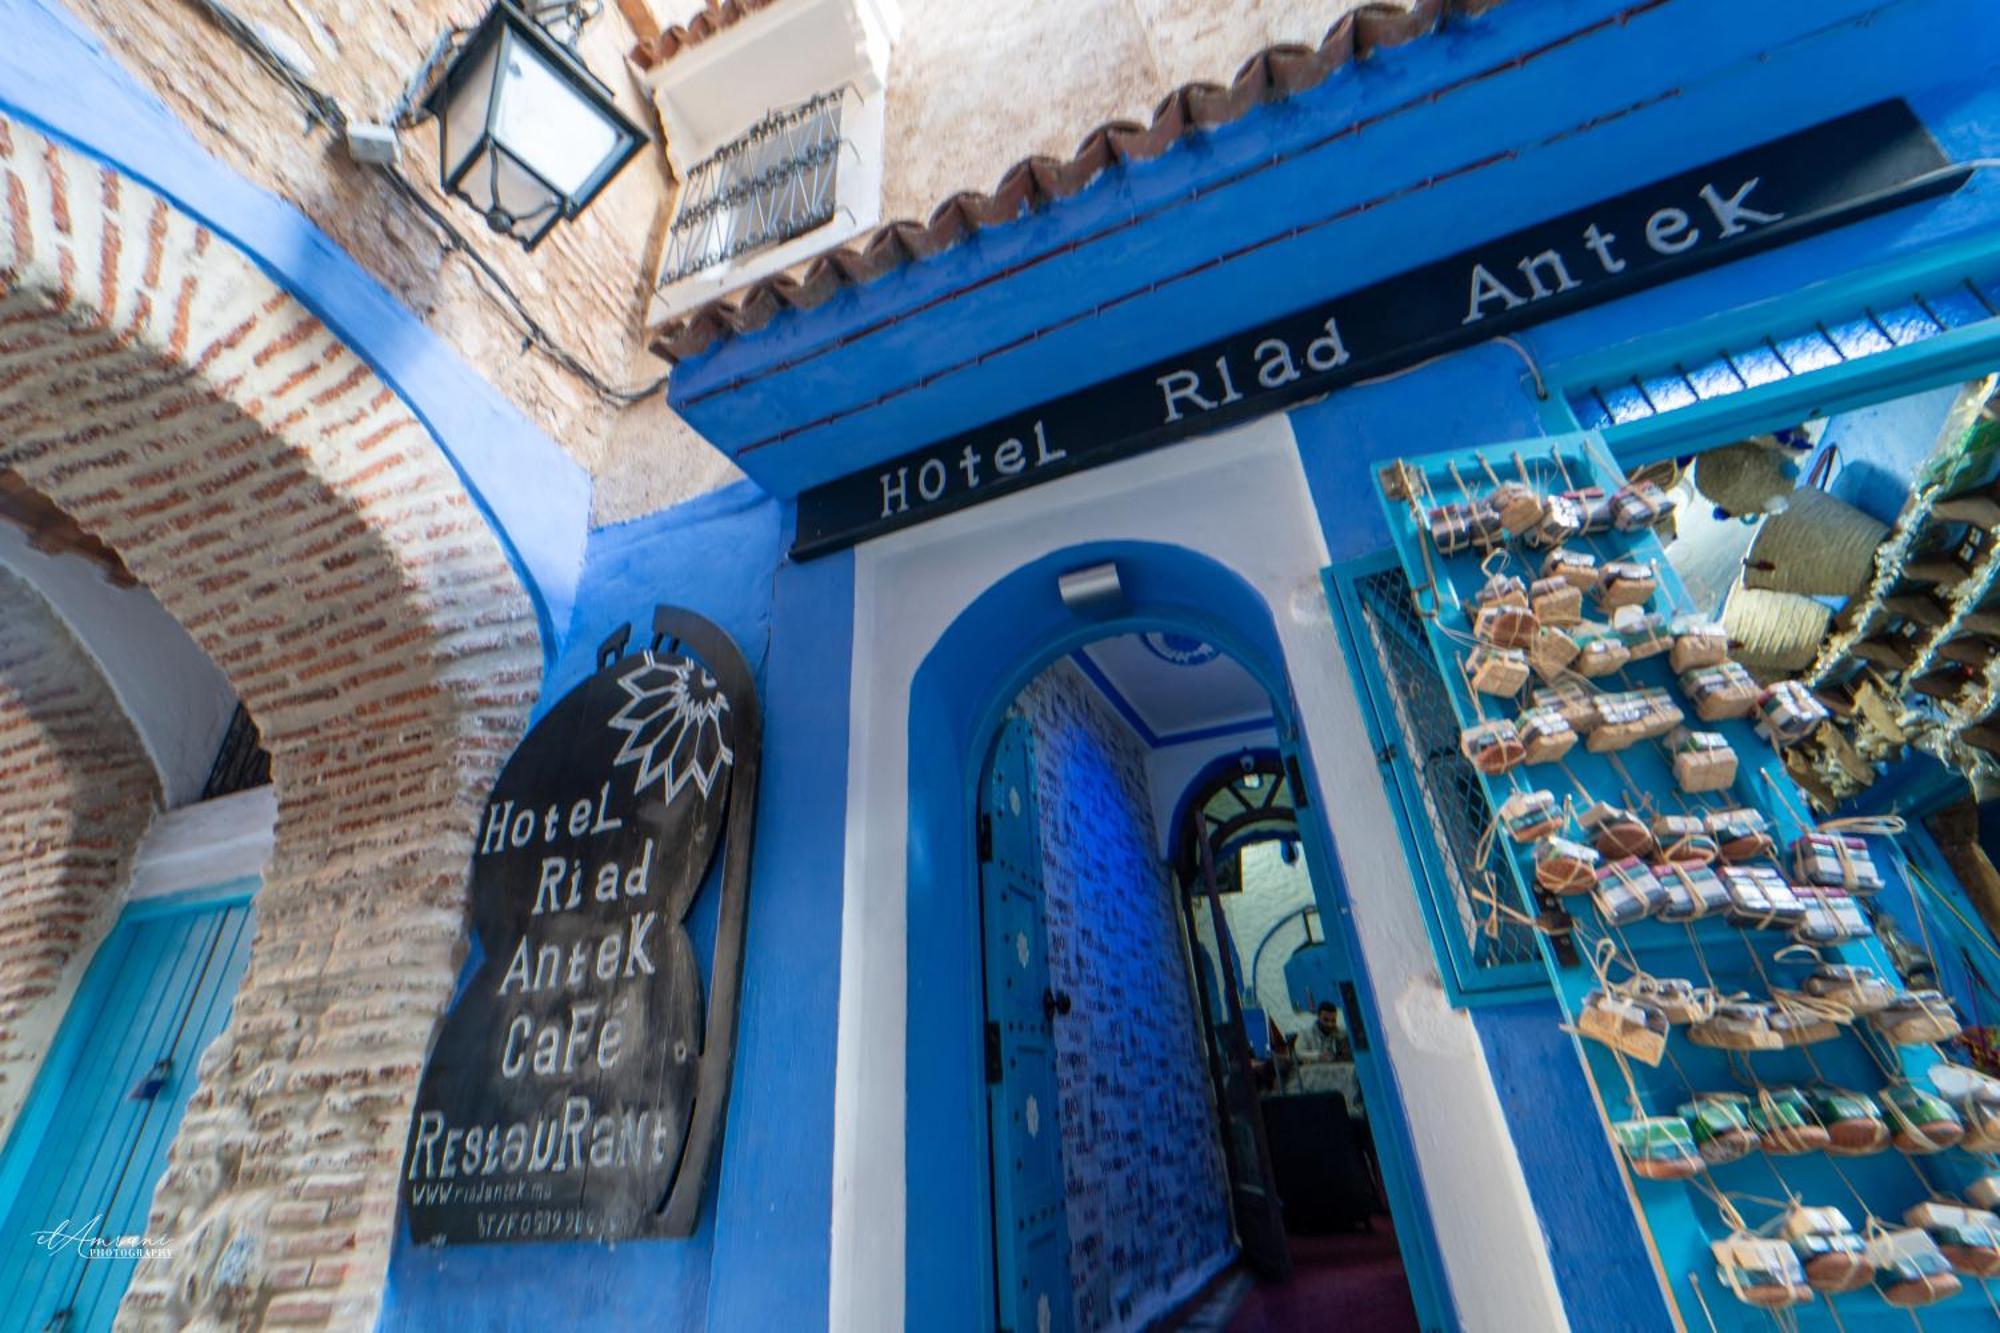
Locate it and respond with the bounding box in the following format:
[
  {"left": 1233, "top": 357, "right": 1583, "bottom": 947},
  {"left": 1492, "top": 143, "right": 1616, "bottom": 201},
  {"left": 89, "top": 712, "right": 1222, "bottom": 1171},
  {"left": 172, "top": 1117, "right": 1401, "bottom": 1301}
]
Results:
[{"left": 607, "top": 653, "right": 734, "bottom": 801}]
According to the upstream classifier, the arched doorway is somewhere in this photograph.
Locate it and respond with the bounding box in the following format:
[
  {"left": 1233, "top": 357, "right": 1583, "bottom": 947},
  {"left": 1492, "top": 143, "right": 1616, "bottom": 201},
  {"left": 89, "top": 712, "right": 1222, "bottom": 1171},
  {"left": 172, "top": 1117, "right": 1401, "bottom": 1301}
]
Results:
[
  {"left": 898, "top": 539, "right": 1455, "bottom": 1331},
  {"left": 970, "top": 628, "right": 1427, "bottom": 1331},
  {"left": 0, "top": 114, "right": 540, "bottom": 1327}
]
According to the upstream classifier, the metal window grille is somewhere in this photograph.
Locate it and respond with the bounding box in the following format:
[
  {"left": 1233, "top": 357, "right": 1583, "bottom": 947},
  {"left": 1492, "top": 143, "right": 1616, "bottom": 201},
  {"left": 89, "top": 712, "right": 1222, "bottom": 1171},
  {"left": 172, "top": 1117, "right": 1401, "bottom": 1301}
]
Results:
[
  {"left": 658, "top": 91, "right": 845, "bottom": 287},
  {"left": 1349, "top": 568, "right": 1542, "bottom": 974},
  {"left": 200, "top": 703, "right": 272, "bottom": 800}
]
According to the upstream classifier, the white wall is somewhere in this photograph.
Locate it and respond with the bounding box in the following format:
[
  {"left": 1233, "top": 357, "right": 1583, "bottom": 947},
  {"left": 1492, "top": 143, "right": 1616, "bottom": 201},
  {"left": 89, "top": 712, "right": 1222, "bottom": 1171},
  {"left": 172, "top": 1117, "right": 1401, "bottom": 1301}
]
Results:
[
  {"left": 832, "top": 415, "right": 1569, "bottom": 1332},
  {"left": 0, "top": 525, "right": 236, "bottom": 809}
]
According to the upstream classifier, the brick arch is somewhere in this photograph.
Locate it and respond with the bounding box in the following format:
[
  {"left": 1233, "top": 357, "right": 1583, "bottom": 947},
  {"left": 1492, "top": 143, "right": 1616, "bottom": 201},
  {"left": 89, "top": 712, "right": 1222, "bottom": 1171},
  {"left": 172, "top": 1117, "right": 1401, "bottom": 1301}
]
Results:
[
  {"left": 0, "top": 569, "right": 159, "bottom": 1133},
  {"left": 0, "top": 116, "right": 542, "bottom": 1329}
]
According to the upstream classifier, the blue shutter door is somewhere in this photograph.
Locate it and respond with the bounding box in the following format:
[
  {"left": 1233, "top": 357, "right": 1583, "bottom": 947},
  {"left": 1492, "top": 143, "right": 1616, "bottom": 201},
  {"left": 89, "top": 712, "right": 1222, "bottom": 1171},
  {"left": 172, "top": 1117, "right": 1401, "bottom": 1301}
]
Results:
[
  {"left": 0, "top": 895, "right": 254, "bottom": 1333},
  {"left": 980, "top": 718, "right": 1073, "bottom": 1333}
]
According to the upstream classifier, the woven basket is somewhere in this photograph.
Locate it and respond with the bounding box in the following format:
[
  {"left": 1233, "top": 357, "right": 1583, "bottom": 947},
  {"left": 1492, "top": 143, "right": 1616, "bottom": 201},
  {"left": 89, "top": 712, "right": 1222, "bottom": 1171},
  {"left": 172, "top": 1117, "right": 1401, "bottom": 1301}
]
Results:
[
  {"left": 1695, "top": 441, "right": 1797, "bottom": 516},
  {"left": 1741, "top": 488, "right": 1889, "bottom": 599},
  {"left": 1724, "top": 586, "right": 1834, "bottom": 675}
]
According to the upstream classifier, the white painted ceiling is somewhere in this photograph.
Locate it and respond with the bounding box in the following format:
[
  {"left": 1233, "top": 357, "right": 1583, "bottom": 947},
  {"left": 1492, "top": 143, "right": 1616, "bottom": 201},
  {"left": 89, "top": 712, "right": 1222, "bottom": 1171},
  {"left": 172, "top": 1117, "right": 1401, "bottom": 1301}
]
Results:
[{"left": 1075, "top": 632, "right": 1273, "bottom": 744}]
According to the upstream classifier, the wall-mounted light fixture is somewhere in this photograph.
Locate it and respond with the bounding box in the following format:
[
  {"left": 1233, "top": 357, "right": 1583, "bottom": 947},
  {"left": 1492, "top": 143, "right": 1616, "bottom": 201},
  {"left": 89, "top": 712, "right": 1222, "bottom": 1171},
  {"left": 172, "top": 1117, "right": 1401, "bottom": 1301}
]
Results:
[{"left": 421, "top": 0, "right": 646, "bottom": 250}]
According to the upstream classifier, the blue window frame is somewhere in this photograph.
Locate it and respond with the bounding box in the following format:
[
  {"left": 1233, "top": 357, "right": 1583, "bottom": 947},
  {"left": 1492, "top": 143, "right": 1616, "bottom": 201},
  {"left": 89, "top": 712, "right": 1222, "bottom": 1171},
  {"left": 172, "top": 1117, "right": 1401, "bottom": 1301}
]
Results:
[{"left": 1323, "top": 554, "right": 1548, "bottom": 1005}]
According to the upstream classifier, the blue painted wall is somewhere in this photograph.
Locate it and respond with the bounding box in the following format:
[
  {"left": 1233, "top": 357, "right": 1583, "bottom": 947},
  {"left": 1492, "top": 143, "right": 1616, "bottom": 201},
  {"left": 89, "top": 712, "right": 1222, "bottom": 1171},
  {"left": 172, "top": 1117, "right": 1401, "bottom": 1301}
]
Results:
[{"left": 0, "top": 0, "right": 591, "bottom": 651}]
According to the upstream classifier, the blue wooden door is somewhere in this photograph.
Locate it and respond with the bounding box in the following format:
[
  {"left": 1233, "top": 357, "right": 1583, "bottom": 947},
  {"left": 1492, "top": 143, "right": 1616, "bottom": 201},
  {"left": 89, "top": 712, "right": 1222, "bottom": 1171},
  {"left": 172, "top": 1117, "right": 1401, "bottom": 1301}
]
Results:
[
  {"left": 0, "top": 890, "right": 255, "bottom": 1333},
  {"left": 979, "top": 718, "right": 1073, "bottom": 1333}
]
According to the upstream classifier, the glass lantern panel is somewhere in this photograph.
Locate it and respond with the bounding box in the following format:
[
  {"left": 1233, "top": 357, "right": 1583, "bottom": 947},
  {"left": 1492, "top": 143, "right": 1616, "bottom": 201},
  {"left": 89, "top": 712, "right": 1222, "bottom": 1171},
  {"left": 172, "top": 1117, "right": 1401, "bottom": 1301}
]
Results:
[
  {"left": 491, "top": 38, "right": 625, "bottom": 199},
  {"left": 462, "top": 144, "right": 563, "bottom": 240},
  {"left": 439, "top": 39, "right": 501, "bottom": 184}
]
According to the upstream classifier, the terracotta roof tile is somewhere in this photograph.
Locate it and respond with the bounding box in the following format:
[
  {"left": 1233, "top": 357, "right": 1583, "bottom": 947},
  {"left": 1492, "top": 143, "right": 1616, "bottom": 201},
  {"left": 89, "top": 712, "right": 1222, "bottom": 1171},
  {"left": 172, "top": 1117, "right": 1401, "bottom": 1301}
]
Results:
[
  {"left": 630, "top": 0, "right": 781, "bottom": 70},
  {"left": 649, "top": 0, "right": 1506, "bottom": 362}
]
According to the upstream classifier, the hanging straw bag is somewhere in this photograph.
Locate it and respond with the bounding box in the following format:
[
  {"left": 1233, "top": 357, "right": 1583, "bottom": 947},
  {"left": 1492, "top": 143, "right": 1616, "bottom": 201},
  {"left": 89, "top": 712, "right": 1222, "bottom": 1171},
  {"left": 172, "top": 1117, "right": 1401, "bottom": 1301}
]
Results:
[
  {"left": 1475, "top": 602, "right": 1539, "bottom": 649},
  {"left": 1467, "top": 646, "right": 1531, "bottom": 696},
  {"left": 1490, "top": 481, "right": 1545, "bottom": 536},
  {"left": 1579, "top": 989, "right": 1670, "bottom": 1065},
  {"left": 1573, "top": 626, "right": 1632, "bottom": 679},
  {"left": 1596, "top": 560, "right": 1657, "bottom": 610},
  {"left": 1541, "top": 547, "right": 1599, "bottom": 590},
  {"left": 1528, "top": 624, "right": 1580, "bottom": 682}
]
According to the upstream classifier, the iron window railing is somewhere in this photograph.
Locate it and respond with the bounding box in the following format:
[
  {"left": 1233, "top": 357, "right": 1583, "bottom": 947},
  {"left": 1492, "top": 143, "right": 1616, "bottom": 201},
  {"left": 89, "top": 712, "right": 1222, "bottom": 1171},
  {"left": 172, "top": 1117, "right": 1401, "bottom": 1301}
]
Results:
[
  {"left": 658, "top": 91, "right": 846, "bottom": 287},
  {"left": 1326, "top": 560, "right": 1547, "bottom": 1003}
]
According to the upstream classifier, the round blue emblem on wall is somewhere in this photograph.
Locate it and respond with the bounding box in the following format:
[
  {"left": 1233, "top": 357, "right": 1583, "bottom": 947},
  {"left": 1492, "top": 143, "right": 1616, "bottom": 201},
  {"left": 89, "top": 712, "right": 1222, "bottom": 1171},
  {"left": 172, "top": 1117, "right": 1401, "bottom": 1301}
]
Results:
[{"left": 1140, "top": 632, "right": 1221, "bottom": 667}]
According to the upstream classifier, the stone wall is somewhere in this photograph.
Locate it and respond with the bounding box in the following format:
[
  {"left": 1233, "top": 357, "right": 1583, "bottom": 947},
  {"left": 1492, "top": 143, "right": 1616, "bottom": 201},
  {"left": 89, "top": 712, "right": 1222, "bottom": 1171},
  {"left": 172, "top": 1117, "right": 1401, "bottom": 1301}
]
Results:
[
  {"left": 0, "top": 570, "right": 160, "bottom": 1138},
  {"left": 0, "top": 114, "right": 540, "bottom": 1331},
  {"left": 1016, "top": 660, "right": 1232, "bottom": 1332}
]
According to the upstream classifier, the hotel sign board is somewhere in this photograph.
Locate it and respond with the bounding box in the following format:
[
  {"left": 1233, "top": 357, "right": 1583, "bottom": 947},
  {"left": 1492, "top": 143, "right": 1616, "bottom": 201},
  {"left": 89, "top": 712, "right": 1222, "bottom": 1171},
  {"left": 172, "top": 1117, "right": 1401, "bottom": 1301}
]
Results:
[
  {"left": 793, "top": 100, "right": 1967, "bottom": 558},
  {"left": 401, "top": 607, "right": 760, "bottom": 1244}
]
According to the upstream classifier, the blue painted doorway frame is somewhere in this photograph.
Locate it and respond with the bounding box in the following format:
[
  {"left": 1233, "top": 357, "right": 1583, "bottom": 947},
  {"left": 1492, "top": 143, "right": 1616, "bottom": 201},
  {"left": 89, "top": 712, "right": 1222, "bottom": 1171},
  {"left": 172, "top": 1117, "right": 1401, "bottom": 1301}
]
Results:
[{"left": 903, "top": 539, "right": 1458, "bottom": 1332}]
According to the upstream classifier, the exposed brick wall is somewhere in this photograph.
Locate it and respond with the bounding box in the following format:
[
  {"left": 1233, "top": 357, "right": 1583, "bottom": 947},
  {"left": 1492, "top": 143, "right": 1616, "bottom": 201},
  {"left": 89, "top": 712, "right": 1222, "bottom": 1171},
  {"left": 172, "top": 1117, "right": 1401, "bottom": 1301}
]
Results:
[
  {"left": 0, "top": 569, "right": 159, "bottom": 1135},
  {"left": 0, "top": 115, "right": 541, "bottom": 1331},
  {"left": 1016, "top": 661, "right": 1232, "bottom": 1332}
]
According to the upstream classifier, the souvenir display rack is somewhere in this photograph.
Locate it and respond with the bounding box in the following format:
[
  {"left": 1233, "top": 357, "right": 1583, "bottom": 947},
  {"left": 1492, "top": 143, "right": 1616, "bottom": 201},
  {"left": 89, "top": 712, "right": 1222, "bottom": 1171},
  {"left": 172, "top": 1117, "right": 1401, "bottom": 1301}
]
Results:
[
  {"left": 1795, "top": 378, "right": 2000, "bottom": 804},
  {"left": 1376, "top": 433, "right": 2000, "bottom": 1329}
]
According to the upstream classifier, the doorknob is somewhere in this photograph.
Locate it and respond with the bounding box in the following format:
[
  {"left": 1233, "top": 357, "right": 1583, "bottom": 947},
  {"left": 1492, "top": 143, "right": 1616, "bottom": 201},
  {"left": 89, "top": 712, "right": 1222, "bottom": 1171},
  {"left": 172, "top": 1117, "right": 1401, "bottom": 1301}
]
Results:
[{"left": 1042, "top": 989, "right": 1072, "bottom": 1020}]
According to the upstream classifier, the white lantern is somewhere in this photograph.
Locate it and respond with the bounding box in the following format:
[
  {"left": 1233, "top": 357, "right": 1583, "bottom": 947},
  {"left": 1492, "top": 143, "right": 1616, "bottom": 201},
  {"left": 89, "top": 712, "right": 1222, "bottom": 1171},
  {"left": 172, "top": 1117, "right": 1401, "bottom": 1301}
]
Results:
[{"left": 425, "top": 1, "right": 646, "bottom": 250}]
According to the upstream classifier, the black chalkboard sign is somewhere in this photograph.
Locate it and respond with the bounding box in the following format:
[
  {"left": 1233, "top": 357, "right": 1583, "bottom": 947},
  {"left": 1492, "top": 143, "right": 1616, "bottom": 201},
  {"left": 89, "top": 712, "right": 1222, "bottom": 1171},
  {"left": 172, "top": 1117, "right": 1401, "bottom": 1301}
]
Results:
[{"left": 401, "top": 606, "right": 760, "bottom": 1244}]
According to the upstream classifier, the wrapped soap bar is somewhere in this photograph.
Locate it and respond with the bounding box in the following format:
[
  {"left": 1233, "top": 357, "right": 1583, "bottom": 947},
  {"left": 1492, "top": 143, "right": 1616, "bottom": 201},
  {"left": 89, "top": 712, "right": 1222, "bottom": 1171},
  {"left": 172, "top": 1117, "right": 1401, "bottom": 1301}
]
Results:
[
  {"left": 1669, "top": 616, "right": 1730, "bottom": 672},
  {"left": 1540, "top": 547, "right": 1598, "bottom": 590},
  {"left": 1498, "top": 789, "right": 1562, "bottom": 842},
  {"left": 1783, "top": 1207, "right": 1869, "bottom": 1293},
  {"left": 1792, "top": 833, "right": 1884, "bottom": 894},
  {"left": 1670, "top": 727, "right": 1737, "bottom": 794},
  {"left": 1615, "top": 1115, "right": 1703, "bottom": 1181},
  {"left": 1868, "top": 1228, "right": 1961, "bottom": 1307},
  {"left": 1767, "top": 1004, "right": 1840, "bottom": 1048},
  {"left": 1756, "top": 680, "right": 1829, "bottom": 746},
  {"left": 1801, "top": 964, "right": 1894, "bottom": 1015},
  {"left": 1474, "top": 601, "right": 1538, "bottom": 649},
  {"left": 1490, "top": 481, "right": 1544, "bottom": 536},
  {"left": 1534, "top": 837, "right": 1599, "bottom": 895},
  {"left": 1883, "top": 1082, "right": 1964, "bottom": 1154},
  {"left": 1427, "top": 500, "right": 1504, "bottom": 554},
  {"left": 1459, "top": 718, "right": 1526, "bottom": 775},
  {"left": 1596, "top": 559, "right": 1656, "bottom": 610},
  {"left": 1572, "top": 626, "right": 1632, "bottom": 679},
  {"left": 1467, "top": 645, "right": 1531, "bottom": 696},
  {"left": 1750, "top": 1086, "right": 1830, "bottom": 1155},
  {"left": 1707, "top": 807, "right": 1774, "bottom": 863},
  {"left": 1690, "top": 1002, "right": 1783, "bottom": 1053},
  {"left": 1526, "top": 493, "right": 1583, "bottom": 549},
  {"left": 1530, "top": 576, "right": 1582, "bottom": 626},
  {"left": 1719, "top": 865, "right": 1805, "bottom": 929},
  {"left": 1652, "top": 815, "right": 1718, "bottom": 865},
  {"left": 1580, "top": 800, "right": 1655, "bottom": 859},
  {"left": 1476, "top": 571, "right": 1527, "bottom": 608},
  {"left": 1629, "top": 976, "right": 1708, "bottom": 1025},
  {"left": 1906, "top": 1202, "right": 2000, "bottom": 1278},
  {"left": 1612, "top": 479, "right": 1677, "bottom": 532},
  {"left": 1586, "top": 690, "right": 1650, "bottom": 751},
  {"left": 1530, "top": 680, "right": 1599, "bottom": 732},
  {"left": 1579, "top": 989, "right": 1668, "bottom": 1065},
  {"left": 1653, "top": 861, "right": 1728, "bottom": 921},
  {"left": 1681, "top": 1094, "right": 1758, "bottom": 1164},
  {"left": 1792, "top": 889, "right": 1872, "bottom": 946},
  {"left": 1681, "top": 661, "right": 1760, "bottom": 721},
  {"left": 1870, "top": 990, "right": 1961, "bottom": 1047},
  {"left": 1517, "top": 706, "right": 1577, "bottom": 764},
  {"left": 1527, "top": 624, "right": 1579, "bottom": 682},
  {"left": 1612, "top": 604, "right": 1672, "bottom": 660},
  {"left": 1713, "top": 1236, "right": 1812, "bottom": 1311},
  {"left": 1809, "top": 1090, "right": 1888, "bottom": 1157},
  {"left": 1562, "top": 486, "right": 1615, "bottom": 534},
  {"left": 1592, "top": 857, "right": 1663, "bottom": 926}
]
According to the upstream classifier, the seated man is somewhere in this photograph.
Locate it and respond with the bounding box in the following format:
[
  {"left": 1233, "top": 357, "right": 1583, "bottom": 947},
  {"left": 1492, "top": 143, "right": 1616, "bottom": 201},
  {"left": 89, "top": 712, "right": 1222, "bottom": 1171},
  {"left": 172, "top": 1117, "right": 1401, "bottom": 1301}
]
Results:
[{"left": 1295, "top": 1001, "right": 1360, "bottom": 1107}]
